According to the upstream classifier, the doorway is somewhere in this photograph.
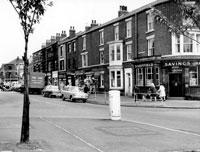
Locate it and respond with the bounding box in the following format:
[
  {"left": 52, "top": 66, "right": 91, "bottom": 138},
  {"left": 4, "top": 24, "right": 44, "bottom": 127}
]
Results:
[
  {"left": 125, "top": 68, "right": 133, "bottom": 96},
  {"left": 169, "top": 73, "right": 183, "bottom": 97}
]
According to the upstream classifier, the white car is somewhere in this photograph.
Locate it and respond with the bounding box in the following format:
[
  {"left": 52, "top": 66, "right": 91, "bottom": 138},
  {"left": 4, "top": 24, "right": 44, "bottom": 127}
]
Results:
[
  {"left": 42, "top": 85, "right": 61, "bottom": 98},
  {"left": 61, "top": 86, "right": 88, "bottom": 103}
]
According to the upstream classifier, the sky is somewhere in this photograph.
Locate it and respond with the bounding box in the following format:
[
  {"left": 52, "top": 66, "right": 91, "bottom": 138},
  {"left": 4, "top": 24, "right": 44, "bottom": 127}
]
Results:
[{"left": 0, "top": 0, "right": 155, "bottom": 66}]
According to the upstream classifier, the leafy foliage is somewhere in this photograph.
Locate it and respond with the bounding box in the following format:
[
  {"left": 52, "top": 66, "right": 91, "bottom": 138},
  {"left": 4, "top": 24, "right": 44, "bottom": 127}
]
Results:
[
  {"left": 151, "top": 0, "right": 200, "bottom": 35},
  {"left": 9, "top": 0, "right": 53, "bottom": 37}
]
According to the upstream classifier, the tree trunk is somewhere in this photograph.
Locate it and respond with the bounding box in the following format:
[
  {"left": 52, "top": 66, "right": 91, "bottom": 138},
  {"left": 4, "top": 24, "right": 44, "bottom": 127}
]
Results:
[{"left": 20, "top": 37, "right": 30, "bottom": 143}]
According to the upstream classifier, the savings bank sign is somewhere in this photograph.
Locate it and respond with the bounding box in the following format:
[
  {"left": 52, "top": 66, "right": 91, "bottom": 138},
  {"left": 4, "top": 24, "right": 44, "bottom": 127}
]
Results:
[{"left": 164, "top": 61, "right": 200, "bottom": 67}]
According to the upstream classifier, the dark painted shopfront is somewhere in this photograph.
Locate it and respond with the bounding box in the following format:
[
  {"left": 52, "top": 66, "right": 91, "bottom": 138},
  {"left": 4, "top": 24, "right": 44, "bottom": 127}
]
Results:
[{"left": 162, "top": 58, "right": 200, "bottom": 99}]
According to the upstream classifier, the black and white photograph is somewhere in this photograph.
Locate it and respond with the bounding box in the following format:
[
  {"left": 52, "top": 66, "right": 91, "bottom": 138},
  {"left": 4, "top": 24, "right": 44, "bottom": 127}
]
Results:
[{"left": 0, "top": 0, "right": 200, "bottom": 151}]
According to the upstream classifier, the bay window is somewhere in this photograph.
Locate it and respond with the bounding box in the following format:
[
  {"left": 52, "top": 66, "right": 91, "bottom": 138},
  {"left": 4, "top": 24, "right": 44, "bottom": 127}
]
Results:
[
  {"left": 136, "top": 68, "right": 143, "bottom": 86},
  {"left": 109, "top": 42, "right": 123, "bottom": 65},
  {"left": 145, "top": 67, "right": 153, "bottom": 86},
  {"left": 172, "top": 32, "right": 200, "bottom": 54}
]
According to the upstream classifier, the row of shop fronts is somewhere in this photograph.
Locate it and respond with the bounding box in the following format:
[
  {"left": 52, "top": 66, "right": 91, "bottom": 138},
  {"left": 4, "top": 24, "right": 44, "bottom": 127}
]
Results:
[{"left": 45, "top": 56, "right": 200, "bottom": 99}]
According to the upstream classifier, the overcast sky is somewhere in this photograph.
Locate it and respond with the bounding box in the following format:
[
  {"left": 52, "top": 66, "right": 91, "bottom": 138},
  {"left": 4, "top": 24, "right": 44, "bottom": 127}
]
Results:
[{"left": 0, "top": 0, "right": 155, "bottom": 66}]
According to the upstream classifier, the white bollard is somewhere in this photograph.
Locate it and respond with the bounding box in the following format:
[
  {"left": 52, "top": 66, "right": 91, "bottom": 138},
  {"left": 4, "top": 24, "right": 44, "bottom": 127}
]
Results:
[{"left": 109, "top": 90, "right": 121, "bottom": 120}]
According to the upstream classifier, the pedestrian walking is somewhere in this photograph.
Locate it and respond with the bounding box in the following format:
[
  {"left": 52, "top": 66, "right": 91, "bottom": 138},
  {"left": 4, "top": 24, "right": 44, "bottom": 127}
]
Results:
[{"left": 158, "top": 83, "right": 166, "bottom": 102}]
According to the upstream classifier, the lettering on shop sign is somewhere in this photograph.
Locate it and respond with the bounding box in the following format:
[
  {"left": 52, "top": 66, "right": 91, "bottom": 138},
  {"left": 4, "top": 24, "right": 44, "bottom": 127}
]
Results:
[
  {"left": 164, "top": 61, "right": 200, "bottom": 67},
  {"left": 135, "top": 63, "right": 153, "bottom": 68}
]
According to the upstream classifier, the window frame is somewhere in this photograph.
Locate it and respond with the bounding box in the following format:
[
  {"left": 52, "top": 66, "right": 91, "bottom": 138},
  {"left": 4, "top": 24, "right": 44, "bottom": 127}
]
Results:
[
  {"left": 136, "top": 68, "right": 143, "bottom": 86},
  {"left": 147, "top": 35, "right": 155, "bottom": 56},
  {"left": 81, "top": 52, "right": 88, "bottom": 67},
  {"left": 126, "top": 18, "right": 132, "bottom": 38},
  {"left": 99, "top": 29, "right": 104, "bottom": 45},
  {"left": 109, "top": 69, "right": 123, "bottom": 89},
  {"left": 146, "top": 11, "right": 154, "bottom": 32}
]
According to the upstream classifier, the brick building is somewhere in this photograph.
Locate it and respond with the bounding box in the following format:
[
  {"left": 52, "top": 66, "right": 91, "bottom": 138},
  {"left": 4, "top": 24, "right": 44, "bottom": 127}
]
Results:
[{"left": 34, "top": 0, "right": 200, "bottom": 99}]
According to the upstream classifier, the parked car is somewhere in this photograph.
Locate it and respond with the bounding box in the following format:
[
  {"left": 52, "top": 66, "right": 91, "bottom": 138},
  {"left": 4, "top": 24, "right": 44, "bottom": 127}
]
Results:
[
  {"left": 61, "top": 86, "right": 88, "bottom": 103},
  {"left": 42, "top": 85, "right": 61, "bottom": 98}
]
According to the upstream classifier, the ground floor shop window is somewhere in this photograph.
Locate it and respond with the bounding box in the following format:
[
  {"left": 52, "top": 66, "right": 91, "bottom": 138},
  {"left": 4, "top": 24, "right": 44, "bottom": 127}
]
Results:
[
  {"left": 155, "top": 67, "right": 160, "bottom": 85},
  {"left": 145, "top": 67, "right": 153, "bottom": 86},
  {"left": 189, "top": 66, "right": 198, "bottom": 86},
  {"left": 136, "top": 68, "right": 143, "bottom": 86},
  {"left": 100, "top": 72, "right": 104, "bottom": 88},
  {"left": 110, "top": 69, "right": 123, "bottom": 89}
]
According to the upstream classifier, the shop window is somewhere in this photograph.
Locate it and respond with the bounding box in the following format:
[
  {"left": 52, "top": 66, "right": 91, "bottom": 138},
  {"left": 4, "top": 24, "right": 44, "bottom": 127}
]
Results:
[
  {"left": 100, "top": 72, "right": 104, "bottom": 88},
  {"left": 136, "top": 68, "right": 143, "bottom": 86},
  {"left": 110, "top": 69, "right": 123, "bottom": 89},
  {"left": 189, "top": 66, "right": 198, "bottom": 86},
  {"left": 145, "top": 67, "right": 153, "bottom": 86},
  {"left": 155, "top": 67, "right": 160, "bottom": 86}
]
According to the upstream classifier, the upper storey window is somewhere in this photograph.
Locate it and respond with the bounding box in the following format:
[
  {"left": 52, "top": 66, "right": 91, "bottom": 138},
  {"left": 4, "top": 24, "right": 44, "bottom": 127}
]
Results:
[
  {"left": 82, "top": 35, "right": 86, "bottom": 50},
  {"left": 126, "top": 18, "right": 132, "bottom": 38},
  {"left": 99, "top": 29, "right": 104, "bottom": 45},
  {"left": 172, "top": 32, "right": 200, "bottom": 55},
  {"left": 147, "top": 11, "right": 154, "bottom": 32},
  {"left": 114, "top": 23, "right": 119, "bottom": 41}
]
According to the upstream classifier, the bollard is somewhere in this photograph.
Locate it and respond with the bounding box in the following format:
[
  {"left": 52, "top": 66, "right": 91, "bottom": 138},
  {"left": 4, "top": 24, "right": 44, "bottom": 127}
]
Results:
[{"left": 109, "top": 90, "right": 121, "bottom": 120}]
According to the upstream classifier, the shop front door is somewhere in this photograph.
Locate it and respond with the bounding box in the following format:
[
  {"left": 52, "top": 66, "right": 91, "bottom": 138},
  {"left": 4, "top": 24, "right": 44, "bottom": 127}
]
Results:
[
  {"left": 169, "top": 74, "right": 183, "bottom": 97},
  {"left": 125, "top": 68, "right": 133, "bottom": 96}
]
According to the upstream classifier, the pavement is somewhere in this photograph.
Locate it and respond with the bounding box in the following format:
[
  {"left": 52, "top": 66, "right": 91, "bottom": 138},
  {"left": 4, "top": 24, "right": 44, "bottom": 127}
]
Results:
[{"left": 87, "top": 93, "right": 200, "bottom": 109}]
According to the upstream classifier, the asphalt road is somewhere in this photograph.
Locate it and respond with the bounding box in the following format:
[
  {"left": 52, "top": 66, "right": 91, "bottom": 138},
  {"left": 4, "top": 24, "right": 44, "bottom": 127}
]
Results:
[{"left": 0, "top": 91, "right": 200, "bottom": 152}]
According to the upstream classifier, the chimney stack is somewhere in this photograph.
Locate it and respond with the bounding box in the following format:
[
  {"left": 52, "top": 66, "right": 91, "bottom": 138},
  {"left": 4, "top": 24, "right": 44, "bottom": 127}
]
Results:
[
  {"left": 69, "top": 26, "right": 76, "bottom": 38},
  {"left": 118, "top": 5, "right": 128, "bottom": 17},
  {"left": 50, "top": 36, "right": 56, "bottom": 44},
  {"left": 90, "top": 20, "right": 98, "bottom": 28},
  {"left": 46, "top": 39, "right": 51, "bottom": 47},
  {"left": 41, "top": 43, "right": 46, "bottom": 48},
  {"left": 56, "top": 33, "right": 61, "bottom": 41},
  {"left": 61, "top": 30, "right": 67, "bottom": 39}
]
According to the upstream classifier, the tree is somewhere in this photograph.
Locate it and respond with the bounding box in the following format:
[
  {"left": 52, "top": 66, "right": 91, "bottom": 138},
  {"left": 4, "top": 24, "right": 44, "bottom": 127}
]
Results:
[
  {"left": 9, "top": 0, "right": 53, "bottom": 143},
  {"left": 150, "top": 0, "right": 200, "bottom": 41}
]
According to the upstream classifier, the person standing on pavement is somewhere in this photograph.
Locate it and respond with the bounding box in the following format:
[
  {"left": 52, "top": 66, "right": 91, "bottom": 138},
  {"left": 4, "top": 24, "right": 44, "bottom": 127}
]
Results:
[
  {"left": 158, "top": 83, "right": 166, "bottom": 102},
  {"left": 149, "top": 83, "right": 157, "bottom": 101}
]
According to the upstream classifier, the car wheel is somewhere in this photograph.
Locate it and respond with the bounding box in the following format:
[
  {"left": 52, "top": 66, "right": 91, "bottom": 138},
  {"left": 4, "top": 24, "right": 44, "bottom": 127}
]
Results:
[
  {"left": 83, "top": 99, "right": 87, "bottom": 103},
  {"left": 48, "top": 93, "right": 52, "bottom": 98},
  {"left": 70, "top": 96, "right": 75, "bottom": 102},
  {"left": 62, "top": 95, "right": 65, "bottom": 101}
]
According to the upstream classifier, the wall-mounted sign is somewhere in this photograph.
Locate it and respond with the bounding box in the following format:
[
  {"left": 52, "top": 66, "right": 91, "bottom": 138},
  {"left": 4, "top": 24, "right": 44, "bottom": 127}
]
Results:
[
  {"left": 135, "top": 63, "right": 153, "bottom": 68},
  {"left": 164, "top": 61, "right": 200, "bottom": 67}
]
